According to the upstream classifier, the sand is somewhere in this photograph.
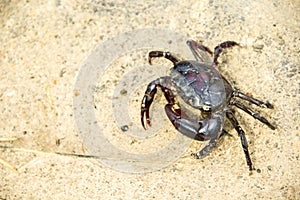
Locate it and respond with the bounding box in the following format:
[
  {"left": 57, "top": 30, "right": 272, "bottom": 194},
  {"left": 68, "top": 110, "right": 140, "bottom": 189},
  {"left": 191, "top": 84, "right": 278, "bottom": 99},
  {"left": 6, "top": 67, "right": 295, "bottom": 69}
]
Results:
[{"left": 0, "top": 0, "right": 299, "bottom": 199}]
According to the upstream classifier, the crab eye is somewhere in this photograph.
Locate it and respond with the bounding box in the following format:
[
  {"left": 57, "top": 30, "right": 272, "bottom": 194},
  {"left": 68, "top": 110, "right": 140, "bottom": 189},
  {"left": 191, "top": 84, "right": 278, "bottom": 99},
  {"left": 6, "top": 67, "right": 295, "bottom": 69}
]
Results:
[{"left": 202, "top": 104, "right": 212, "bottom": 112}]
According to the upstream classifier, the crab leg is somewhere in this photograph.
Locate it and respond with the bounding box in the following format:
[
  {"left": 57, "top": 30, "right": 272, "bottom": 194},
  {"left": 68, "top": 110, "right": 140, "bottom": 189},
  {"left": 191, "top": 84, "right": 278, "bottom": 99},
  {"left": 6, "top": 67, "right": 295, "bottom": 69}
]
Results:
[
  {"left": 230, "top": 99, "right": 276, "bottom": 130},
  {"left": 141, "top": 78, "right": 223, "bottom": 160},
  {"left": 186, "top": 40, "right": 213, "bottom": 63},
  {"left": 226, "top": 111, "right": 254, "bottom": 171},
  {"left": 141, "top": 50, "right": 182, "bottom": 129},
  {"left": 232, "top": 91, "right": 274, "bottom": 108},
  {"left": 148, "top": 51, "right": 180, "bottom": 65},
  {"left": 141, "top": 77, "right": 175, "bottom": 129},
  {"left": 213, "top": 41, "right": 240, "bottom": 65}
]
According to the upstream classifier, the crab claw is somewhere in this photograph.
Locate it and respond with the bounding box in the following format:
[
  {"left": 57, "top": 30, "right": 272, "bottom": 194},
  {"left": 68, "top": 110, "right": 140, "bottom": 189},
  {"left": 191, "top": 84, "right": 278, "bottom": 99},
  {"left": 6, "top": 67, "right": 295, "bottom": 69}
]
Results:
[
  {"left": 141, "top": 102, "right": 151, "bottom": 129},
  {"left": 148, "top": 51, "right": 179, "bottom": 65},
  {"left": 141, "top": 77, "right": 175, "bottom": 130},
  {"left": 148, "top": 51, "right": 160, "bottom": 65},
  {"left": 141, "top": 89, "right": 156, "bottom": 129},
  {"left": 141, "top": 80, "right": 159, "bottom": 129}
]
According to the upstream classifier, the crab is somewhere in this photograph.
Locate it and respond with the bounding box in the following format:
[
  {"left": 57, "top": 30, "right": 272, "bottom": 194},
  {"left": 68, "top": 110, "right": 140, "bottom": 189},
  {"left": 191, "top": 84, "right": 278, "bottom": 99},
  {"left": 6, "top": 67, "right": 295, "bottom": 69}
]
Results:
[{"left": 140, "top": 39, "right": 275, "bottom": 171}]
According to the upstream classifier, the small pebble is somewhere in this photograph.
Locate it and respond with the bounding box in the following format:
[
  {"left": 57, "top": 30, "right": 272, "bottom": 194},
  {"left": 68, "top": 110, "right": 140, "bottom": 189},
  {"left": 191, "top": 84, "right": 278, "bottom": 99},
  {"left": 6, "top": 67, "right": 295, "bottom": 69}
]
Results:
[
  {"left": 121, "top": 125, "right": 129, "bottom": 132},
  {"left": 256, "top": 168, "right": 261, "bottom": 173},
  {"left": 253, "top": 44, "right": 264, "bottom": 50},
  {"left": 120, "top": 89, "right": 127, "bottom": 95}
]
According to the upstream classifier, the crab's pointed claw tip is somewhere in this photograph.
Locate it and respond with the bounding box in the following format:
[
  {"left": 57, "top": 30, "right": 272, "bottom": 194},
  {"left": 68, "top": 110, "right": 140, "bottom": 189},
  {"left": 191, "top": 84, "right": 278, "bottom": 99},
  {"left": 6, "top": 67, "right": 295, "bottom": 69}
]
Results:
[
  {"left": 142, "top": 124, "right": 147, "bottom": 130},
  {"left": 269, "top": 124, "right": 276, "bottom": 130},
  {"left": 265, "top": 101, "right": 274, "bottom": 109},
  {"left": 186, "top": 40, "right": 193, "bottom": 45},
  {"left": 146, "top": 119, "right": 151, "bottom": 127},
  {"left": 141, "top": 120, "right": 151, "bottom": 130},
  {"left": 148, "top": 57, "right": 153, "bottom": 65},
  {"left": 141, "top": 114, "right": 146, "bottom": 129},
  {"left": 147, "top": 52, "right": 153, "bottom": 65},
  {"left": 141, "top": 111, "right": 151, "bottom": 130},
  {"left": 249, "top": 165, "right": 254, "bottom": 172}
]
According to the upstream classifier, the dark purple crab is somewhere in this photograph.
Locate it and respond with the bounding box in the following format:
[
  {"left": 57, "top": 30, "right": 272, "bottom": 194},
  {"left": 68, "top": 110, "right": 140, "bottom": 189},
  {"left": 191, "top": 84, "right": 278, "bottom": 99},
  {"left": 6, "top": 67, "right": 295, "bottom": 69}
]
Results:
[{"left": 141, "top": 40, "right": 275, "bottom": 171}]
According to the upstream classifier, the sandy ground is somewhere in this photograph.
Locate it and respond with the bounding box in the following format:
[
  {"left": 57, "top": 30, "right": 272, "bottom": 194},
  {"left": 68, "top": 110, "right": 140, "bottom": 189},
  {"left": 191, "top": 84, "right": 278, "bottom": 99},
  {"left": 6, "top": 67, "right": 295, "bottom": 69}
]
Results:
[{"left": 0, "top": 0, "right": 299, "bottom": 199}]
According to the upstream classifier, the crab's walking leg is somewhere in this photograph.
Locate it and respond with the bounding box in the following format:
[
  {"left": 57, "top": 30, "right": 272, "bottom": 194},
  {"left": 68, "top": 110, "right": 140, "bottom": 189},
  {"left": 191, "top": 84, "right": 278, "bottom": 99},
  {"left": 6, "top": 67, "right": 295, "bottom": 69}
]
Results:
[
  {"left": 186, "top": 40, "right": 213, "bottom": 63},
  {"left": 213, "top": 41, "right": 240, "bottom": 65},
  {"left": 148, "top": 51, "right": 180, "bottom": 65},
  {"left": 226, "top": 111, "right": 254, "bottom": 171},
  {"left": 232, "top": 91, "right": 274, "bottom": 109},
  {"left": 192, "top": 138, "right": 218, "bottom": 159},
  {"left": 230, "top": 99, "right": 276, "bottom": 130},
  {"left": 220, "top": 129, "right": 233, "bottom": 138},
  {"left": 141, "top": 77, "right": 174, "bottom": 129}
]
